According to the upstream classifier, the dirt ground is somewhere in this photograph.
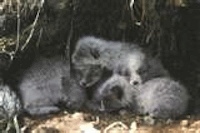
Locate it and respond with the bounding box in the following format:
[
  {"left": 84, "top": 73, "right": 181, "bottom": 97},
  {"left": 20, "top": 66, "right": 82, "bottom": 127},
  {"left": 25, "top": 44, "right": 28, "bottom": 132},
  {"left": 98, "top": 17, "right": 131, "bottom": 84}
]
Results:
[{"left": 17, "top": 111, "right": 200, "bottom": 133}]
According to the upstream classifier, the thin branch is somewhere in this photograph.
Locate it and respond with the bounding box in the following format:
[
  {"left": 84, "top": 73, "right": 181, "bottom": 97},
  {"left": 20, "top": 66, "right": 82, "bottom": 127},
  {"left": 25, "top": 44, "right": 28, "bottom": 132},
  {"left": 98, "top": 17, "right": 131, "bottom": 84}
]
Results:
[
  {"left": 21, "top": 0, "right": 44, "bottom": 51},
  {"left": 13, "top": 115, "right": 20, "bottom": 133},
  {"left": 36, "top": 28, "right": 43, "bottom": 48},
  {"left": 141, "top": 0, "right": 145, "bottom": 21},
  {"left": 66, "top": 13, "right": 74, "bottom": 59},
  {"left": 15, "top": 0, "right": 20, "bottom": 53},
  {"left": 129, "top": 0, "right": 134, "bottom": 9}
]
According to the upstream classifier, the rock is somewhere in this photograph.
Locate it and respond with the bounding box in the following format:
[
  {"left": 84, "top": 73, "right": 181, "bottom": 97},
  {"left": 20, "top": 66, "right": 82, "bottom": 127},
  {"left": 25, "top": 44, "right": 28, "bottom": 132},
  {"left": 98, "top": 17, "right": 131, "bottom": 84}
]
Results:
[{"left": 180, "top": 120, "right": 189, "bottom": 127}]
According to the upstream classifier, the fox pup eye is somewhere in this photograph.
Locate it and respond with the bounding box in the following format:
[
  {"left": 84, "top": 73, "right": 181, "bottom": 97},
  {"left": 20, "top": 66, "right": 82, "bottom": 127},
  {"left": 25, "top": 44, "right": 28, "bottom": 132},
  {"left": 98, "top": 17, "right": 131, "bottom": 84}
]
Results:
[
  {"left": 90, "top": 49, "right": 100, "bottom": 59},
  {"left": 124, "top": 70, "right": 130, "bottom": 77},
  {"left": 137, "top": 68, "right": 146, "bottom": 75},
  {"left": 130, "top": 80, "right": 139, "bottom": 86}
]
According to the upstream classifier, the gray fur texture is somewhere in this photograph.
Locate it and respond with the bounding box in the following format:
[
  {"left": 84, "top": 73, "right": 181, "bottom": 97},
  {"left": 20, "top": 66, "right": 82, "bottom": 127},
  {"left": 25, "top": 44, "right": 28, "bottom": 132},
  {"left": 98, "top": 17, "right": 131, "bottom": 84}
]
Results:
[
  {"left": 72, "top": 36, "right": 167, "bottom": 89},
  {"left": 136, "top": 57, "right": 169, "bottom": 83},
  {"left": 72, "top": 36, "right": 188, "bottom": 119},
  {"left": 72, "top": 36, "right": 141, "bottom": 88},
  {"left": 87, "top": 74, "right": 189, "bottom": 119},
  {"left": 0, "top": 84, "right": 21, "bottom": 121},
  {"left": 19, "top": 57, "right": 86, "bottom": 116},
  {"left": 114, "top": 52, "right": 145, "bottom": 86},
  {"left": 86, "top": 74, "right": 137, "bottom": 112},
  {"left": 114, "top": 53, "right": 169, "bottom": 86},
  {"left": 135, "top": 78, "right": 189, "bottom": 119},
  {"left": 73, "top": 64, "right": 104, "bottom": 88}
]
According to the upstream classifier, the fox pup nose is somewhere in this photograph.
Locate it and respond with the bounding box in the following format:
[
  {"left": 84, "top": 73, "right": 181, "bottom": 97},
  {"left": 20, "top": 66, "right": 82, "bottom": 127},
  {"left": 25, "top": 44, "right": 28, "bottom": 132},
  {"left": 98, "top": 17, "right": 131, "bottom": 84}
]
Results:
[
  {"left": 79, "top": 80, "right": 87, "bottom": 88},
  {"left": 133, "top": 81, "right": 139, "bottom": 85},
  {"left": 130, "top": 80, "right": 140, "bottom": 86}
]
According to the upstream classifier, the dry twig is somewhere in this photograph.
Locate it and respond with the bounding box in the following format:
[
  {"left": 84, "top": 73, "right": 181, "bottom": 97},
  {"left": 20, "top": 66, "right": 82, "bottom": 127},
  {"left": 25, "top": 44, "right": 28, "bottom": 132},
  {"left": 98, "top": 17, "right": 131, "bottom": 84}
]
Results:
[
  {"left": 21, "top": 0, "right": 44, "bottom": 51},
  {"left": 103, "top": 121, "right": 129, "bottom": 133},
  {"left": 15, "top": 0, "right": 20, "bottom": 53}
]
